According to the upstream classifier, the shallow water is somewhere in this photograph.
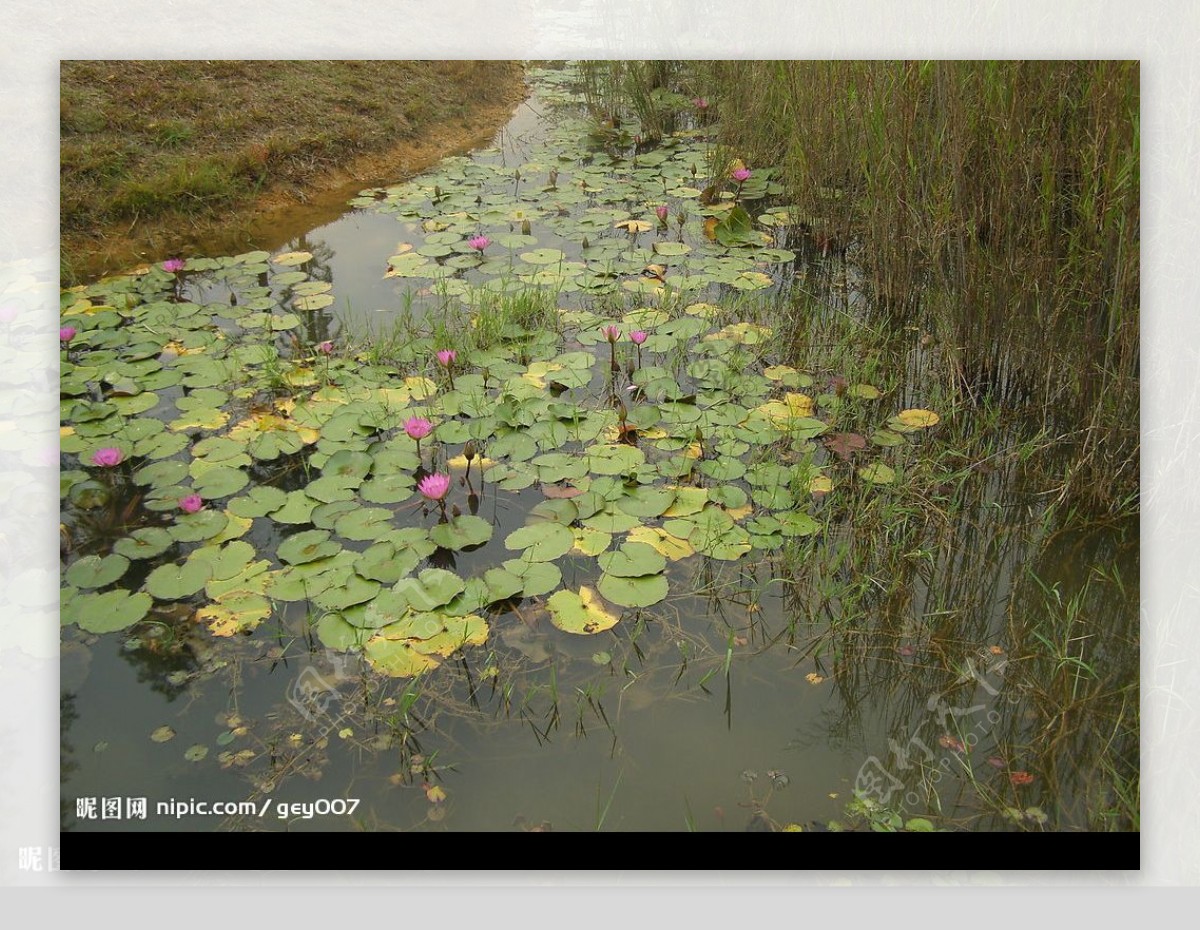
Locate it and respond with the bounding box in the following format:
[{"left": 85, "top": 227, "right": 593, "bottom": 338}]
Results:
[{"left": 61, "top": 66, "right": 1138, "bottom": 834}]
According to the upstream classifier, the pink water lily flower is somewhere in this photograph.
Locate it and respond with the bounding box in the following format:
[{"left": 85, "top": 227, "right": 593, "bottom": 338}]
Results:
[
  {"left": 693, "top": 97, "right": 709, "bottom": 110},
  {"left": 602, "top": 325, "right": 620, "bottom": 343},
  {"left": 316, "top": 340, "right": 334, "bottom": 354},
  {"left": 404, "top": 417, "right": 433, "bottom": 440},
  {"left": 629, "top": 330, "right": 648, "bottom": 345},
  {"left": 731, "top": 167, "right": 752, "bottom": 183},
  {"left": 436, "top": 349, "right": 457, "bottom": 367},
  {"left": 418, "top": 473, "right": 452, "bottom": 502},
  {"left": 655, "top": 205, "right": 669, "bottom": 223},
  {"left": 162, "top": 258, "right": 186, "bottom": 273},
  {"left": 91, "top": 447, "right": 124, "bottom": 468},
  {"left": 60, "top": 326, "right": 78, "bottom": 343},
  {"left": 468, "top": 235, "right": 490, "bottom": 251},
  {"left": 179, "top": 494, "right": 204, "bottom": 514}
]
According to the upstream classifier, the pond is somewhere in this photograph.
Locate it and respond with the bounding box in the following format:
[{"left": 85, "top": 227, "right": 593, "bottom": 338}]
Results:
[{"left": 60, "top": 64, "right": 1138, "bottom": 835}]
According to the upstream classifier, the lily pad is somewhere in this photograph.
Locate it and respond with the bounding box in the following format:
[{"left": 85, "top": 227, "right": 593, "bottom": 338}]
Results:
[
  {"left": 430, "top": 515, "right": 494, "bottom": 551},
  {"left": 597, "top": 542, "right": 666, "bottom": 578},
  {"left": 393, "top": 568, "right": 466, "bottom": 611},
  {"left": 144, "top": 560, "right": 213, "bottom": 600},
  {"left": 76, "top": 590, "right": 153, "bottom": 633},
  {"left": 547, "top": 587, "right": 620, "bottom": 635},
  {"left": 595, "top": 572, "right": 669, "bottom": 609},
  {"left": 65, "top": 553, "right": 130, "bottom": 589},
  {"left": 859, "top": 463, "right": 897, "bottom": 484},
  {"left": 278, "top": 529, "right": 342, "bottom": 565},
  {"left": 504, "top": 522, "right": 575, "bottom": 562}
]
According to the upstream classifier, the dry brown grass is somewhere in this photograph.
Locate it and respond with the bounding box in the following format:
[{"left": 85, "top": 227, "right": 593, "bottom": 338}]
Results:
[{"left": 61, "top": 60, "right": 525, "bottom": 281}]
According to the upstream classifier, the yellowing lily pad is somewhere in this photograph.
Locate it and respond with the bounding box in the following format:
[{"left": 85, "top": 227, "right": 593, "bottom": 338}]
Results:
[
  {"left": 547, "top": 587, "right": 620, "bottom": 635},
  {"left": 895, "top": 408, "right": 941, "bottom": 428},
  {"left": 272, "top": 250, "right": 313, "bottom": 266},
  {"left": 364, "top": 638, "right": 441, "bottom": 677}
]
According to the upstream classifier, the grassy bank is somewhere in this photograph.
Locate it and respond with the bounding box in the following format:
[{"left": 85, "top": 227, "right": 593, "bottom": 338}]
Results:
[{"left": 61, "top": 60, "right": 526, "bottom": 283}]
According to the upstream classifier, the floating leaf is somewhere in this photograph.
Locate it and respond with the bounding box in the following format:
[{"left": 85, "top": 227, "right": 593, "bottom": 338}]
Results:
[
  {"left": 76, "top": 590, "right": 153, "bottom": 633},
  {"left": 150, "top": 725, "right": 176, "bottom": 743},
  {"left": 502, "top": 558, "right": 562, "bottom": 597},
  {"left": 393, "top": 568, "right": 466, "bottom": 611},
  {"left": 895, "top": 408, "right": 940, "bottom": 428},
  {"left": 504, "top": 522, "right": 575, "bottom": 562},
  {"left": 144, "top": 560, "right": 213, "bottom": 600},
  {"left": 65, "top": 553, "right": 130, "bottom": 589},
  {"left": 169, "top": 509, "right": 229, "bottom": 543},
  {"left": 858, "top": 463, "right": 896, "bottom": 484},
  {"left": 596, "top": 572, "right": 669, "bottom": 609},
  {"left": 364, "top": 638, "right": 441, "bottom": 677},
  {"left": 278, "top": 529, "right": 342, "bottom": 565},
  {"left": 430, "top": 515, "right": 494, "bottom": 551},
  {"left": 547, "top": 587, "right": 620, "bottom": 635},
  {"left": 626, "top": 525, "right": 694, "bottom": 560},
  {"left": 333, "top": 506, "right": 395, "bottom": 541},
  {"left": 113, "top": 527, "right": 174, "bottom": 560},
  {"left": 272, "top": 250, "right": 313, "bottom": 266},
  {"left": 597, "top": 542, "right": 666, "bottom": 578}
]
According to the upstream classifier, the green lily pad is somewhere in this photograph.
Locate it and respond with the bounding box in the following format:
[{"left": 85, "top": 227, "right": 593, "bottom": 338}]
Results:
[
  {"left": 504, "top": 522, "right": 575, "bottom": 562},
  {"left": 270, "top": 491, "right": 320, "bottom": 524},
  {"left": 597, "top": 542, "right": 667, "bottom": 578},
  {"left": 333, "top": 506, "right": 395, "bottom": 541},
  {"left": 393, "top": 568, "right": 466, "bottom": 611},
  {"left": 144, "top": 560, "right": 213, "bottom": 600},
  {"left": 519, "top": 248, "right": 567, "bottom": 265},
  {"left": 278, "top": 529, "right": 342, "bottom": 565},
  {"left": 615, "top": 485, "right": 676, "bottom": 518},
  {"left": 595, "top": 572, "right": 669, "bottom": 609},
  {"left": 316, "top": 613, "right": 366, "bottom": 652},
  {"left": 859, "top": 463, "right": 897, "bottom": 484},
  {"left": 113, "top": 527, "right": 175, "bottom": 560},
  {"left": 226, "top": 486, "right": 289, "bottom": 518},
  {"left": 502, "top": 558, "right": 562, "bottom": 597},
  {"left": 313, "top": 574, "right": 382, "bottom": 611},
  {"left": 75, "top": 590, "right": 153, "bottom": 633},
  {"left": 169, "top": 509, "right": 229, "bottom": 543},
  {"left": 430, "top": 515, "right": 494, "bottom": 551},
  {"left": 65, "top": 553, "right": 130, "bottom": 589}
]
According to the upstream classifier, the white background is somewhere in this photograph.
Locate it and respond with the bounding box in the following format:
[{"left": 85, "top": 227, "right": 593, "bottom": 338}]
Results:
[{"left": 0, "top": 0, "right": 1193, "bottom": 910}]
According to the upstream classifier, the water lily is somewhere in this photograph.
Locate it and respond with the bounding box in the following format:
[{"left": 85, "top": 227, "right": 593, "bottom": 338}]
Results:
[
  {"left": 404, "top": 416, "right": 433, "bottom": 458},
  {"left": 436, "top": 349, "right": 457, "bottom": 390},
  {"left": 731, "top": 167, "right": 751, "bottom": 183},
  {"left": 630, "top": 329, "right": 647, "bottom": 367},
  {"left": 418, "top": 473, "right": 451, "bottom": 500},
  {"left": 91, "top": 447, "right": 124, "bottom": 468},
  {"left": 655, "top": 204, "right": 669, "bottom": 226},
  {"left": 468, "top": 235, "right": 490, "bottom": 252},
  {"left": 602, "top": 325, "right": 621, "bottom": 370},
  {"left": 179, "top": 494, "right": 204, "bottom": 514},
  {"left": 316, "top": 340, "right": 334, "bottom": 354},
  {"left": 60, "top": 326, "right": 77, "bottom": 343},
  {"left": 418, "top": 473, "right": 452, "bottom": 517},
  {"left": 162, "top": 258, "right": 186, "bottom": 273},
  {"left": 404, "top": 416, "right": 433, "bottom": 440},
  {"left": 693, "top": 97, "right": 709, "bottom": 110}
]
